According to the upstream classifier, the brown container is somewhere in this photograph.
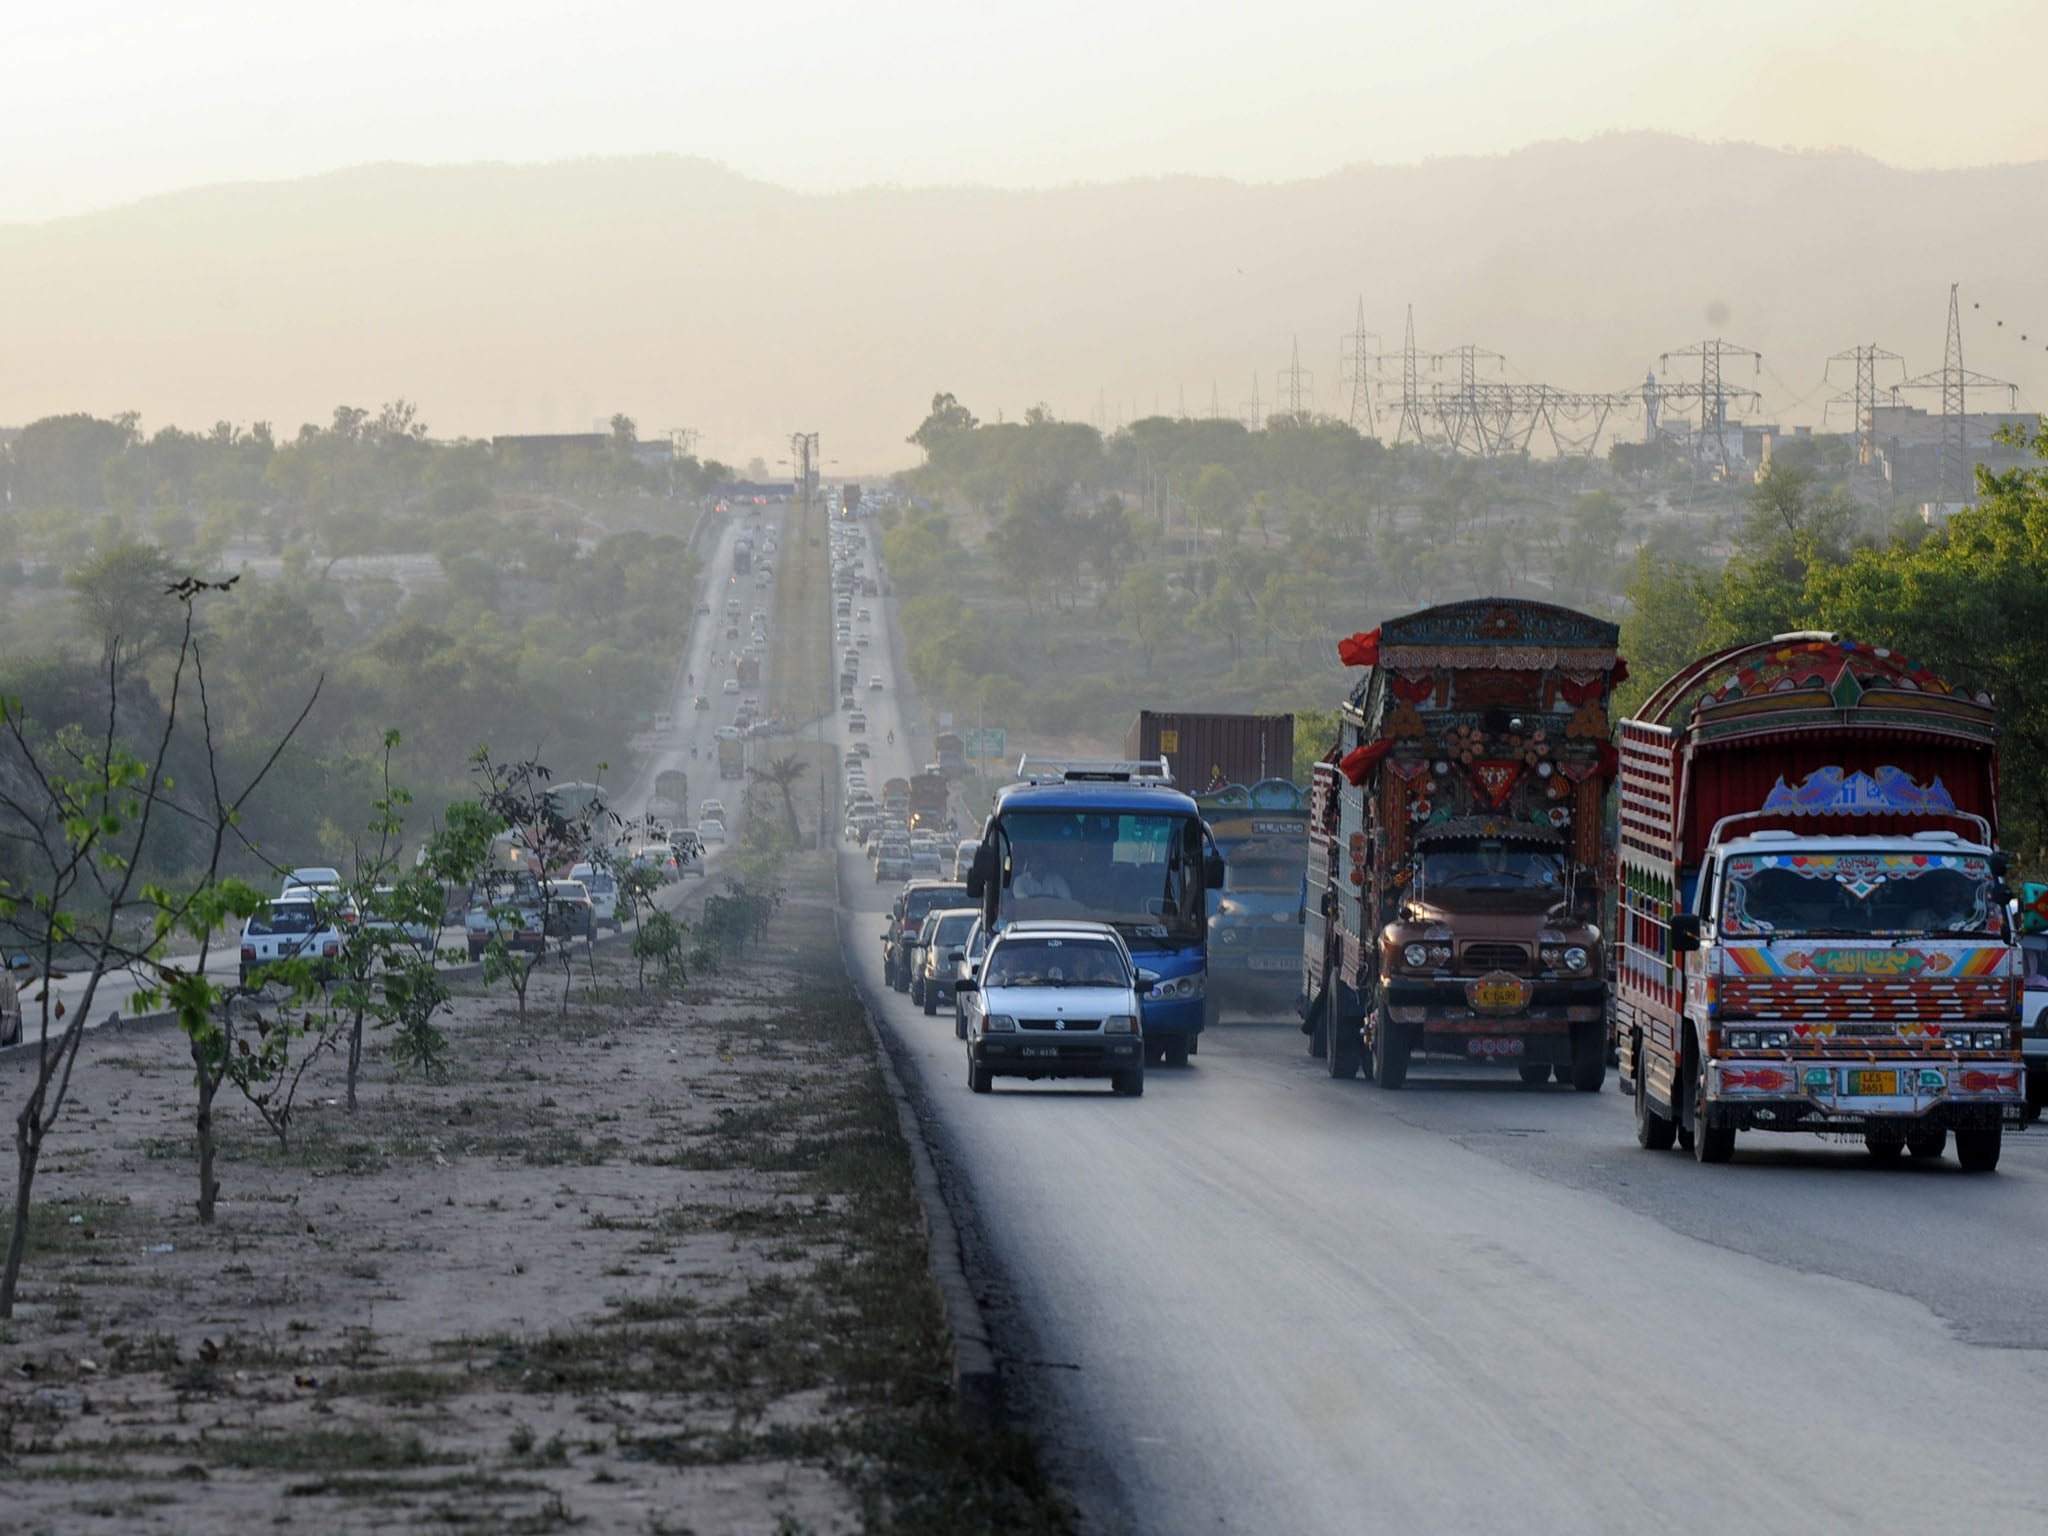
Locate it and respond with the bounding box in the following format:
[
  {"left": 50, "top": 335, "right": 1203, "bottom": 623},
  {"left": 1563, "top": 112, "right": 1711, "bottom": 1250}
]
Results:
[{"left": 1123, "top": 711, "right": 1295, "bottom": 792}]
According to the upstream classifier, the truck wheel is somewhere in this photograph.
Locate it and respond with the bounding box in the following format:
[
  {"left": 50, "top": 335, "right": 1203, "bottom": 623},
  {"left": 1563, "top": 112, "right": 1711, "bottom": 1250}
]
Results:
[
  {"left": 1905, "top": 1127, "right": 1947, "bottom": 1160},
  {"left": 1165, "top": 1037, "right": 1191, "bottom": 1068},
  {"left": 1372, "top": 1005, "right": 1409, "bottom": 1090},
  {"left": 1518, "top": 1064, "right": 1550, "bottom": 1085},
  {"left": 1634, "top": 1048, "right": 1677, "bottom": 1150},
  {"left": 1327, "top": 1004, "right": 1361, "bottom": 1080},
  {"left": 1955, "top": 1125, "right": 2002, "bottom": 1172},
  {"left": 1863, "top": 1132, "right": 1904, "bottom": 1161},
  {"left": 1305, "top": 988, "right": 1328, "bottom": 1059},
  {"left": 1570, "top": 1028, "right": 1607, "bottom": 1093},
  {"left": 1690, "top": 1061, "right": 1735, "bottom": 1164}
]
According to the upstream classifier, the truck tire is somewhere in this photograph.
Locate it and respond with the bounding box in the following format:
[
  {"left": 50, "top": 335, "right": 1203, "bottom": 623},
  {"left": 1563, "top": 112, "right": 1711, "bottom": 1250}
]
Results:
[
  {"left": 1634, "top": 1048, "right": 1677, "bottom": 1150},
  {"left": 1373, "top": 1004, "right": 1409, "bottom": 1090},
  {"left": 1955, "top": 1125, "right": 2002, "bottom": 1172},
  {"left": 1518, "top": 1064, "right": 1550, "bottom": 1085},
  {"left": 1863, "top": 1132, "right": 1904, "bottom": 1161},
  {"left": 1690, "top": 1056, "right": 1735, "bottom": 1164},
  {"left": 1570, "top": 1027, "right": 1607, "bottom": 1093},
  {"left": 1906, "top": 1127, "right": 1948, "bottom": 1160},
  {"left": 1327, "top": 1002, "right": 1361, "bottom": 1079},
  {"left": 1305, "top": 987, "right": 1328, "bottom": 1059}
]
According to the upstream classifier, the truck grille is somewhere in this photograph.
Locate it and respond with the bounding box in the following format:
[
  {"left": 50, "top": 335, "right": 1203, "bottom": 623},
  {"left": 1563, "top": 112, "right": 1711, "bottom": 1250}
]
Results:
[{"left": 1459, "top": 942, "right": 1531, "bottom": 976}]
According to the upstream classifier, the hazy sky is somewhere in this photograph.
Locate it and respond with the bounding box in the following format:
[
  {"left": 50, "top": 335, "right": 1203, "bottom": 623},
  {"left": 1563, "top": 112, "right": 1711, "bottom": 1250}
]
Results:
[{"left": 7, "top": 0, "right": 2045, "bottom": 223}]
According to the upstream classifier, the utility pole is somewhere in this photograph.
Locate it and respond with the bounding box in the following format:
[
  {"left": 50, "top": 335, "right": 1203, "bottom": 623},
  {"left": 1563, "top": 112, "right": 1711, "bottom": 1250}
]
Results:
[
  {"left": 1823, "top": 345, "right": 1905, "bottom": 468},
  {"left": 1339, "top": 297, "right": 1380, "bottom": 435},
  {"left": 1655, "top": 338, "right": 1763, "bottom": 472},
  {"left": 1208, "top": 382, "right": 1222, "bottom": 421},
  {"left": 1276, "top": 336, "right": 1313, "bottom": 422},
  {"left": 1892, "top": 284, "right": 2018, "bottom": 507}
]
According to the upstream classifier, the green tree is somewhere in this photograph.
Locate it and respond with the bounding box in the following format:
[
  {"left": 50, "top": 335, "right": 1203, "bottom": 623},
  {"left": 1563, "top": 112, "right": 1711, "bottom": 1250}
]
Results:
[
  {"left": 748, "top": 753, "right": 811, "bottom": 845},
  {"left": 1115, "top": 567, "right": 1180, "bottom": 674},
  {"left": 908, "top": 392, "right": 980, "bottom": 458},
  {"left": 65, "top": 539, "right": 193, "bottom": 675}
]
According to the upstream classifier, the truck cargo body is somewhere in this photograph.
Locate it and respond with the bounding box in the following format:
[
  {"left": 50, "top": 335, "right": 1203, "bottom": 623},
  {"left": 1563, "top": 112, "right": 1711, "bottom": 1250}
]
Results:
[
  {"left": 909, "top": 772, "right": 952, "bottom": 832},
  {"left": 1124, "top": 712, "right": 1293, "bottom": 795},
  {"left": 718, "top": 737, "right": 746, "bottom": 781},
  {"left": 1303, "top": 601, "right": 1620, "bottom": 1089},
  {"left": 1200, "top": 783, "right": 1310, "bottom": 1017},
  {"left": 655, "top": 770, "right": 690, "bottom": 825},
  {"left": 1616, "top": 633, "right": 2022, "bottom": 1167}
]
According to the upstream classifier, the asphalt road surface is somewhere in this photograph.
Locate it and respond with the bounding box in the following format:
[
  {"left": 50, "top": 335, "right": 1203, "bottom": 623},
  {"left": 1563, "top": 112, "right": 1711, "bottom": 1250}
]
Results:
[{"left": 830, "top": 543, "right": 2048, "bottom": 1536}]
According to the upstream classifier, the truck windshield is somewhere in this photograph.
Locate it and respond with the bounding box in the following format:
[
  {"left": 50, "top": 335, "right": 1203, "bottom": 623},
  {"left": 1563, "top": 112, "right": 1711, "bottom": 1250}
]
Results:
[
  {"left": 1721, "top": 851, "right": 1998, "bottom": 938},
  {"left": 998, "top": 810, "right": 1202, "bottom": 943},
  {"left": 1419, "top": 843, "right": 1563, "bottom": 897},
  {"left": 1225, "top": 856, "right": 1300, "bottom": 893}
]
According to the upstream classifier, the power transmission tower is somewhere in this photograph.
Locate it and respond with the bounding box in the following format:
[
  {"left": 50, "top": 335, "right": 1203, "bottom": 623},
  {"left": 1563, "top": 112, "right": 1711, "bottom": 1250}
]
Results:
[
  {"left": 1339, "top": 297, "right": 1380, "bottom": 434},
  {"left": 1244, "top": 375, "right": 1263, "bottom": 432},
  {"left": 1656, "top": 338, "right": 1763, "bottom": 471},
  {"left": 1209, "top": 382, "right": 1222, "bottom": 421},
  {"left": 1892, "top": 283, "right": 2018, "bottom": 506},
  {"left": 1822, "top": 345, "right": 1905, "bottom": 468},
  {"left": 1432, "top": 344, "right": 1508, "bottom": 453},
  {"left": 1375, "top": 304, "right": 1435, "bottom": 446},
  {"left": 1276, "top": 336, "right": 1314, "bottom": 422}
]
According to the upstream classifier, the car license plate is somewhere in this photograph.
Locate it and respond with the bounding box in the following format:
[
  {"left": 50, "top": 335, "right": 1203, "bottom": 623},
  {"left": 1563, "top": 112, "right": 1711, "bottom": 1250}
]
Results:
[
  {"left": 1472, "top": 981, "right": 1524, "bottom": 1009},
  {"left": 1467, "top": 1036, "right": 1525, "bottom": 1058},
  {"left": 1248, "top": 955, "right": 1295, "bottom": 971},
  {"left": 1021, "top": 1045, "right": 1058, "bottom": 1058},
  {"left": 1848, "top": 1070, "right": 1898, "bottom": 1095}
]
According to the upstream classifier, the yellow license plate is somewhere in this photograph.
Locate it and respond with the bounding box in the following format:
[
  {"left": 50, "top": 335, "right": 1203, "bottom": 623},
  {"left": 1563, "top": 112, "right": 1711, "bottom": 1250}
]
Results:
[
  {"left": 1472, "top": 981, "right": 1524, "bottom": 1009},
  {"left": 1849, "top": 1070, "right": 1898, "bottom": 1095}
]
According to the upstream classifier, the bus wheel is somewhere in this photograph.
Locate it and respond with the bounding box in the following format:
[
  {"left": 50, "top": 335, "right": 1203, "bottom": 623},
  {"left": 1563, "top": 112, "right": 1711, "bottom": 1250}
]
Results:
[{"left": 1165, "top": 1037, "right": 1191, "bottom": 1068}]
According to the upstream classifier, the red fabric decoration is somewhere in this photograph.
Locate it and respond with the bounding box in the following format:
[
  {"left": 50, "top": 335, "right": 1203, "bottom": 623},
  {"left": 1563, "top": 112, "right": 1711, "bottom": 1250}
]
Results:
[
  {"left": 1339, "top": 739, "right": 1393, "bottom": 785},
  {"left": 1594, "top": 741, "right": 1620, "bottom": 780},
  {"left": 1389, "top": 672, "right": 1436, "bottom": 703},
  {"left": 1337, "top": 629, "right": 1381, "bottom": 668},
  {"left": 1468, "top": 760, "right": 1525, "bottom": 808},
  {"left": 1611, "top": 657, "right": 1630, "bottom": 686},
  {"left": 1558, "top": 675, "right": 1604, "bottom": 706}
]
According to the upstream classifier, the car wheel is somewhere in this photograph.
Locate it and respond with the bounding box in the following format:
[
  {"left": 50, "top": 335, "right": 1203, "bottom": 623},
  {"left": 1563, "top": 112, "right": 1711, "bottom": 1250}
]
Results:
[
  {"left": 969, "top": 1055, "right": 993, "bottom": 1094},
  {"left": 954, "top": 1009, "right": 967, "bottom": 1040},
  {"left": 923, "top": 988, "right": 936, "bottom": 1016},
  {"left": 1112, "top": 1066, "right": 1145, "bottom": 1097},
  {"left": 911, "top": 976, "right": 925, "bottom": 1006}
]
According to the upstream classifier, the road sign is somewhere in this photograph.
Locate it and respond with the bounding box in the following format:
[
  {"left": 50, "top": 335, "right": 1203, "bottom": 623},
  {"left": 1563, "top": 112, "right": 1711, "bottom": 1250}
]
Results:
[{"left": 962, "top": 728, "right": 1007, "bottom": 759}]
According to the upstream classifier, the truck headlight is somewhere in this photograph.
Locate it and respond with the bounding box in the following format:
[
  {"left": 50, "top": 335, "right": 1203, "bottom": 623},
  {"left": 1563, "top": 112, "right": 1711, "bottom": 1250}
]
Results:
[
  {"left": 1727, "top": 1029, "right": 1760, "bottom": 1051},
  {"left": 1102, "top": 1014, "right": 1137, "bottom": 1034},
  {"left": 1561, "top": 945, "right": 1590, "bottom": 974},
  {"left": 1757, "top": 1030, "right": 1792, "bottom": 1049},
  {"left": 985, "top": 1014, "right": 1017, "bottom": 1033},
  {"left": 1403, "top": 943, "right": 1429, "bottom": 969}
]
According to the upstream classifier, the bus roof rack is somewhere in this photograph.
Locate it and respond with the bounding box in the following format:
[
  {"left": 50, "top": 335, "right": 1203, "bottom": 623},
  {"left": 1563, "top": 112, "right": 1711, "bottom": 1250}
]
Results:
[{"left": 1015, "top": 756, "right": 1175, "bottom": 787}]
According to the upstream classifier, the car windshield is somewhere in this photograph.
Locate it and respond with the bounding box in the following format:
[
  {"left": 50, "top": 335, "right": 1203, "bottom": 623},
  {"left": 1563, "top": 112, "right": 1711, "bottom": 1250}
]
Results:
[
  {"left": 997, "top": 810, "right": 1202, "bottom": 941},
  {"left": 902, "top": 887, "right": 966, "bottom": 924},
  {"left": 932, "top": 913, "right": 977, "bottom": 946},
  {"left": 1721, "top": 850, "right": 1999, "bottom": 938},
  {"left": 982, "top": 937, "right": 1127, "bottom": 987}
]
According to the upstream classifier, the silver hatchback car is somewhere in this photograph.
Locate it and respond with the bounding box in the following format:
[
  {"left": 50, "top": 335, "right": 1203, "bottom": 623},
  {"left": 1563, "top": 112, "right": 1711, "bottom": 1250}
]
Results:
[{"left": 956, "top": 921, "right": 1148, "bottom": 1096}]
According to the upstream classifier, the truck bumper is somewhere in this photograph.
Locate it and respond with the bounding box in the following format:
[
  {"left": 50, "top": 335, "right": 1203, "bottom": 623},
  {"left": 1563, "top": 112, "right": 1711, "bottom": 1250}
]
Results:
[
  {"left": 1705, "top": 1057, "right": 2026, "bottom": 1132},
  {"left": 1383, "top": 979, "right": 1606, "bottom": 1060}
]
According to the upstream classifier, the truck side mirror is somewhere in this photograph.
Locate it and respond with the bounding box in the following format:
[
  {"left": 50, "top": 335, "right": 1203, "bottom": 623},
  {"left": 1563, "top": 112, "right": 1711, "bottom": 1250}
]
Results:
[
  {"left": 1669, "top": 913, "right": 1702, "bottom": 953},
  {"left": 965, "top": 844, "right": 992, "bottom": 899}
]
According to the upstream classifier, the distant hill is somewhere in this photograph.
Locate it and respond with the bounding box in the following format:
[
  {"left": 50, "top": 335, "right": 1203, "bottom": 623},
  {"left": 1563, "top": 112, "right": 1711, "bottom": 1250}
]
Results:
[{"left": 3, "top": 136, "right": 2043, "bottom": 472}]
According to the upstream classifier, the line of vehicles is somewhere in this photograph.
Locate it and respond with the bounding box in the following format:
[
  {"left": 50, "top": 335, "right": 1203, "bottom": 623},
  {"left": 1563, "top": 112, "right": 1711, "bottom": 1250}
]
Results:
[{"left": 857, "top": 568, "right": 2035, "bottom": 1161}]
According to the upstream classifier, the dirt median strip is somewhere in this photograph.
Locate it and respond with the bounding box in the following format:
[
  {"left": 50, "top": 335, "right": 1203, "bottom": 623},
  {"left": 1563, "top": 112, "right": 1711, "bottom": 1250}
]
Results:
[{"left": 0, "top": 851, "right": 1072, "bottom": 1535}]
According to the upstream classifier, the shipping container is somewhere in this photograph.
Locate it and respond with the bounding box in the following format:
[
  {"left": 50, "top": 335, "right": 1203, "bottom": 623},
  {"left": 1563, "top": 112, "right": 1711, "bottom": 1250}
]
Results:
[{"left": 1123, "top": 711, "right": 1294, "bottom": 794}]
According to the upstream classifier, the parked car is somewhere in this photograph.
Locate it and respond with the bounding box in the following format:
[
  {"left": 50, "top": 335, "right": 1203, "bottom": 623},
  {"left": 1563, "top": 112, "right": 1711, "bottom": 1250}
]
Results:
[
  {"left": 567, "top": 862, "right": 622, "bottom": 930},
  {"left": 242, "top": 891, "right": 355, "bottom": 987},
  {"left": 957, "top": 921, "right": 1146, "bottom": 1095},
  {"left": 881, "top": 881, "right": 968, "bottom": 989},
  {"left": 912, "top": 907, "right": 981, "bottom": 1013}
]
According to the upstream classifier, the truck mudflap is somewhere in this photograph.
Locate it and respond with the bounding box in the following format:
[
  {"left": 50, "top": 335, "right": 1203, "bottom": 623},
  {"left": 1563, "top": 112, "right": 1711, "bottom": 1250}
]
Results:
[{"left": 1705, "top": 1058, "right": 2026, "bottom": 1132}]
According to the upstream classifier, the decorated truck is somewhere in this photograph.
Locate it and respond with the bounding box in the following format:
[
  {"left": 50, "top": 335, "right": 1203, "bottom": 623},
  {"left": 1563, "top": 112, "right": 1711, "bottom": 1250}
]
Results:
[
  {"left": 1199, "top": 779, "right": 1309, "bottom": 1019},
  {"left": 1301, "top": 600, "right": 1622, "bottom": 1088},
  {"left": 1615, "top": 632, "right": 2023, "bottom": 1169}
]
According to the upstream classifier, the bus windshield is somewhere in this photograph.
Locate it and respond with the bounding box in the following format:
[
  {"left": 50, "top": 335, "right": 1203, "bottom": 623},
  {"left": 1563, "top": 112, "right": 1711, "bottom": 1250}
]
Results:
[{"left": 997, "top": 809, "right": 1203, "bottom": 944}]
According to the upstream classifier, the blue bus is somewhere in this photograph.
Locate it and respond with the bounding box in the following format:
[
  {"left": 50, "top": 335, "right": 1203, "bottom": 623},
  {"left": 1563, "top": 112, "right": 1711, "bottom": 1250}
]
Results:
[{"left": 965, "top": 759, "right": 1221, "bottom": 1065}]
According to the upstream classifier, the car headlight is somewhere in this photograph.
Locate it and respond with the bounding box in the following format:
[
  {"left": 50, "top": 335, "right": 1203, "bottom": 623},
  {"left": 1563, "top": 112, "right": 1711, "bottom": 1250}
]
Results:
[
  {"left": 1102, "top": 1014, "right": 1137, "bottom": 1034},
  {"left": 984, "top": 1013, "right": 1017, "bottom": 1033},
  {"left": 1403, "top": 942, "right": 1429, "bottom": 969}
]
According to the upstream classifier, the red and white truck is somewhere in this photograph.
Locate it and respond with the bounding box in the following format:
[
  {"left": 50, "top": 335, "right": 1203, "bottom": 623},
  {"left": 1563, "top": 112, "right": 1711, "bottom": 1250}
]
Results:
[{"left": 1615, "top": 632, "right": 2024, "bottom": 1169}]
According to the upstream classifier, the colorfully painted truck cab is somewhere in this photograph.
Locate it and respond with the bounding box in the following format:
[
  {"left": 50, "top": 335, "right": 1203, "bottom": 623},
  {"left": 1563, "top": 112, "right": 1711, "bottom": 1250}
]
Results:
[{"left": 1615, "top": 633, "right": 2023, "bottom": 1169}]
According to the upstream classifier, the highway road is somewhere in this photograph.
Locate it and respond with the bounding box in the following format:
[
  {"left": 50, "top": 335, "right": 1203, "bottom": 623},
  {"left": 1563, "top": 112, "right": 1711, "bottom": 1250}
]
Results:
[
  {"left": 828, "top": 528, "right": 2048, "bottom": 1535},
  {"left": 12, "top": 506, "right": 778, "bottom": 1049}
]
